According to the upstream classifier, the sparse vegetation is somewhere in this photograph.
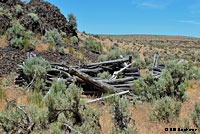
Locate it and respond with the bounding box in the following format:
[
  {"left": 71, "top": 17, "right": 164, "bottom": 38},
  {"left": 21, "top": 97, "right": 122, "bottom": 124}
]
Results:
[
  {"left": 42, "top": 28, "right": 64, "bottom": 47},
  {"left": 70, "top": 36, "right": 78, "bottom": 44},
  {"left": 68, "top": 13, "right": 77, "bottom": 31},
  {"left": 97, "top": 71, "right": 112, "bottom": 79},
  {"left": 6, "top": 21, "right": 35, "bottom": 50},
  {"left": 149, "top": 96, "right": 182, "bottom": 122},
  {"left": 23, "top": 57, "right": 51, "bottom": 91},
  {"left": 84, "top": 38, "right": 102, "bottom": 54},
  {"left": 190, "top": 102, "right": 200, "bottom": 131},
  {"left": 28, "top": 13, "right": 39, "bottom": 22}
]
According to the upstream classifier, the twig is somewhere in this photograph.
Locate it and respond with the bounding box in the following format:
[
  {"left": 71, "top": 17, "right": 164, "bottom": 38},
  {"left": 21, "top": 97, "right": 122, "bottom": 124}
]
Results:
[{"left": 86, "top": 91, "right": 130, "bottom": 104}]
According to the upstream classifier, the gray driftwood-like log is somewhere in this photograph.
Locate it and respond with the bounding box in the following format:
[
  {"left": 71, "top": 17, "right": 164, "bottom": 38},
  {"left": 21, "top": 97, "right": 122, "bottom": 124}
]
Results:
[
  {"left": 99, "top": 77, "right": 136, "bottom": 84},
  {"left": 85, "top": 56, "right": 132, "bottom": 68},
  {"left": 113, "top": 83, "right": 133, "bottom": 88},
  {"left": 79, "top": 68, "right": 103, "bottom": 73},
  {"left": 110, "top": 61, "right": 136, "bottom": 80},
  {"left": 86, "top": 91, "right": 130, "bottom": 104},
  {"left": 69, "top": 68, "right": 120, "bottom": 93}
]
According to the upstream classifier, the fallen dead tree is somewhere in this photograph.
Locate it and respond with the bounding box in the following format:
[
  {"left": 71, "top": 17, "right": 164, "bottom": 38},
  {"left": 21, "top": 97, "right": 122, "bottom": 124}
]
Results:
[{"left": 15, "top": 53, "right": 140, "bottom": 95}]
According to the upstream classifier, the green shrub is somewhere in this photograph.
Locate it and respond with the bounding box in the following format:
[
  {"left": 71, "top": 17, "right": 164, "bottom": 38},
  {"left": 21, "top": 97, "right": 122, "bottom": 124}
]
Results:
[
  {"left": 44, "top": 81, "right": 101, "bottom": 133},
  {"left": 84, "top": 38, "right": 102, "bottom": 54},
  {"left": 132, "top": 60, "right": 198, "bottom": 101},
  {"left": 16, "top": 5, "right": 23, "bottom": 15},
  {"left": 27, "top": 91, "right": 43, "bottom": 107},
  {"left": 23, "top": 57, "right": 51, "bottom": 79},
  {"left": 23, "top": 57, "right": 51, "bottom": 91},
  {"left": 98, "top": 54, "right": 107, "bottom": 62},
  {"left": 149, "top": 96, "right": 182, "bottom": 122},
  {"left": 6, "top": 21, "right": 35, "bottom": 50},
  {"left": 70, "top": 36, "right": 78, "bottom": 44},
  {"left": 0, "top": 72, "right": 16, "bottom": 87},
  {"left": 28, "top": 13, "right": 39, "bottom": 22},
  {"left": 58, "top": 46, "right": 65, "bottom": 55},
  {"left": 97, "top": 71, "right": 112, "bottom": 79},
  {"left": 0, "top": 86, "right": 6, "bottom": 101},
  {"left": 190, "top": 102, "right": 200, "bottom": 131},
  {"left": 109, "top": 96, "right": 137, "bottom": 133},
  {"left": 42, "top": 28, "right": 64, "bottom": 46},
  {"left": 68, "top": 13, "right": 77, "bottom": 31}
]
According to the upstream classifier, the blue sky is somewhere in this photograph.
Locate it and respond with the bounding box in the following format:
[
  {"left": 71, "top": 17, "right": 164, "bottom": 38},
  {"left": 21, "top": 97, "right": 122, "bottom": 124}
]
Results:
[{"left": 40, "top": 0, "right": 200, "bottom": 37}]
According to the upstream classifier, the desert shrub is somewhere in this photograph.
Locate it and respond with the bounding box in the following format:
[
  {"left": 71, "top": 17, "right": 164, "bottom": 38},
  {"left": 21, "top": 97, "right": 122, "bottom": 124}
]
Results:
[
  {"left": 0, "top": 86, "right": 6, "bottom": 101},
  {"left": 28, "top": 91, "right": 43, "bottom": 107},
  {"left": 98, "top": 46, "right": 123, "bottom": 61},
  {"left": 134, "top": 59, "right": 146, "bottom": 69},
  {"left": 6, "top": 21, "right": 35, "bottom": 50},
  {"left": 68, "top": 13, "right": 77, "bottom": 31},
  {"left": 84, "top": 38, "right": 102, "bottom": 54},
  {"left": 70, "top": 36, "right": 78, "bottom": 44},
  {"left": 132, "top": 60, "right": 199, "bottom": 101},
  {"left": 97, "top": 71, "right": 112, "bottom": 79},
  {"left": 107, "top": 49, "right": 122, "bottom": 60},
  {"left": 16, "top": 5, "right": 23, "bottom": 15},
  {"left": 58, "top": 46, "right": 65, "bottom": 55},
  {"left": 109, "top": 96, "right": 137, "bottom": 133},
  {"left": 0, "top": 72, "right": 16, "bottom": 87},
  {"left": 28, "top": 13, "right": 39, "bottom": 22},
  {"left": 149, "top": 96, "right": 182, "bottom": 122},
  {"left": 23, "top": 57, "right": 51, "bottom": 91},
  {"left": 44, "top": 80, "right": 101, "bottom": 133},
  {"left": 42, "top": 28, "right": 64, "bottom": 46},
  {"left": 98, "top": 54, "right": 107, "bottom": 62},
  {"left": 190, "top": 102, "right": 200, "bottom": 131}
]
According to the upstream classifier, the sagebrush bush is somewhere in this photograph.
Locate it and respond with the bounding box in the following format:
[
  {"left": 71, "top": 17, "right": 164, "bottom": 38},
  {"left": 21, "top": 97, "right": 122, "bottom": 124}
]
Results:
[
  {"left": 190, "top": 102, "right": 200, "bottom": 131},
  {"left": 42, "top": 28, "right": 64, "bottom": 46},
  {"left": 109, "top": 96, "right": 137, "bottom": 133},
  {"left": 23, "top": 57, "right": 51, "bottom": 78},
  {"left": 58, "top": 46, "right": 65, "bottom": 55},
  {"left": 0, "top": 86, "right": 6, "bottom": 101},
  {"left": 97, "top": 71, "right": 112, "bottom": 79},
  {"left": 84, "top": 38, "right": 102, "bottom": 54},
  {"left": 70, "top": 36, "right": 78, "bottom": 44},
  {"left": 27, "top": 91, "right": 43, "bottom": 107},
  {"left": 0, "top": 72, "right": 16, "bottom": 87},
  {"left": 68, "top": 13, "right": 77, "bottom": 31},
  {"left": 16, "top": 5, "right": 23, "bottom": 15},
  {"left": 6, "top": 21, "right": 35, "bottom": 50},
  {"left": 132, "top": 60, "right": 199, "bottom": 101},
  {"left": 149, "top": 96, "right": 182, "bottom": 122},
  {"left": 44, "top": 80, "right": 101, "bottom": 133},
  {"left": 28, "top": 13, "right": 39, "bottom": 22},
  {"left": 23, "top": 57, "right": 51, "bottom": 91}
]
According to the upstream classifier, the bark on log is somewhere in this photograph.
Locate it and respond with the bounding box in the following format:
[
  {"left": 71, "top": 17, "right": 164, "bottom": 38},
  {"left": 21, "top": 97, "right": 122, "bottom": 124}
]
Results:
[
  {"left": 113, "top": 83, "right": 133, "bottom": 88},
  {"left": 69, "top": 68, "right": 120, "bottom": 93}
]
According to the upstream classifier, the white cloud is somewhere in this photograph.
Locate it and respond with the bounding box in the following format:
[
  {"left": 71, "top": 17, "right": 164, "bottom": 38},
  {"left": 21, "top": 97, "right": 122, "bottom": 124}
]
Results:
[
  {"left": 132, "top": 0, "right": 173, "bottom": 9},
  {"left": 178, "top": 20, "right": 200, "bottom": 25}
]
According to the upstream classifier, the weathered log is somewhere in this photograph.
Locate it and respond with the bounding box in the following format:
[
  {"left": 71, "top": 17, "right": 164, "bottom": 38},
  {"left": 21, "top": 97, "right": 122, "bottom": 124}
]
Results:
[
  {"left": 124, "top": 67, "right": 139, "bottom": 73},
  {"left": 110, "top": 61, "right": 136, "bottom": 80},
  {"left": 86, "top": 91, "right": 130, "bottom": 104},
  {"left": 79, "top": 68, "right": 103, "bottom": 73},
  {"left": 69, "top": 68, "right": 120, "bottom": 93},
  {"left": 153, "top": 54, "right": 159, "bottom": 68},
  {"left": 85, "top": 56, "right": 132, "bottom": 68},
  {"left": 113, "top": 83, "right": 133, "bottom": 88},
  {"left": 124, "top": 72, "right": 140, "bottom": 77},
  {"left": 99, "top": 77, "right": 137, "bottom": 84},
  {"left": 152, "top": 67, "right": 162, "bottom": 72}
]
